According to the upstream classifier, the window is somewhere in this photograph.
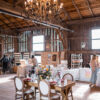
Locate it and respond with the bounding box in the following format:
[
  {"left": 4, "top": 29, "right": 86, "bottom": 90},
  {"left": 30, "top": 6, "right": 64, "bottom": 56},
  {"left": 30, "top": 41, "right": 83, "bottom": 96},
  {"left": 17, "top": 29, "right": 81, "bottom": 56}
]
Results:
[
  {"left": 19, "top": 31, "right": 30, "bottom": 52},
  {"left": 3, "top": 36, "right": 14, "bottom": 53},
  {"left": 33, "top": 35, "right": 44, "bottom": 51},
  {"left": 92, "top": 29, "right": 100, "bottom": 49}
]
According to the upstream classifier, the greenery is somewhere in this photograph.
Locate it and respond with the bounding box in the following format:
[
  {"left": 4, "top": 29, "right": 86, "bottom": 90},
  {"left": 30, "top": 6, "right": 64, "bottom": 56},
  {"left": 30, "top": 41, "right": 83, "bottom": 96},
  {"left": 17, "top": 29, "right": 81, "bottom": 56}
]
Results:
[{"left": 38, "top": 69, "right": 51, "bottom": 79}]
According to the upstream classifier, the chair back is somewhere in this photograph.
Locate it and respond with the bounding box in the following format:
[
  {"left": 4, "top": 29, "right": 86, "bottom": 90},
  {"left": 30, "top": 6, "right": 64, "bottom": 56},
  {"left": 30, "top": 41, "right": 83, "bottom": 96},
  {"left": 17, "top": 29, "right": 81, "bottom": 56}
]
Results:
[
  {"left": 62, "top": 73, "right": 73, "bottom": 81},
  {"left": 14, "top": 76, "right": 23, "bottom": 92},
  {"left": 39, "top": 80, "right": 50, "bottom": 97}
]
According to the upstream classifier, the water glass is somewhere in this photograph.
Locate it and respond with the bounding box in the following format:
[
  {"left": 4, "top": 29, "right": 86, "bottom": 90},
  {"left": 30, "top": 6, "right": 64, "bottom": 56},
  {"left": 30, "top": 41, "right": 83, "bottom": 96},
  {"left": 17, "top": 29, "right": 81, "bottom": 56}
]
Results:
[{"left": 64, "top": 79, "right": 67, "bottom": 86}]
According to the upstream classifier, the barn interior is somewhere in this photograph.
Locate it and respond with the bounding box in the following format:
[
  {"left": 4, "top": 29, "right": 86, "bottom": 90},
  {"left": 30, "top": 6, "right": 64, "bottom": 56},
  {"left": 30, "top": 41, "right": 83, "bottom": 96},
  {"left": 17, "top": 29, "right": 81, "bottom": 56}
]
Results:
[{"left": 0, "top": 0, "right": 100, "bottom": 100}]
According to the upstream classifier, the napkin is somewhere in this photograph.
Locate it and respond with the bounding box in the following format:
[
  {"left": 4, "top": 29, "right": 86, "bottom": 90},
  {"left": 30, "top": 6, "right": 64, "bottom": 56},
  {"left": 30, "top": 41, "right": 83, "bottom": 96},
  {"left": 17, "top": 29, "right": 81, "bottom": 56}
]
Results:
[{"left": 24, "top": 78, "right": 31, "bottom": 81}]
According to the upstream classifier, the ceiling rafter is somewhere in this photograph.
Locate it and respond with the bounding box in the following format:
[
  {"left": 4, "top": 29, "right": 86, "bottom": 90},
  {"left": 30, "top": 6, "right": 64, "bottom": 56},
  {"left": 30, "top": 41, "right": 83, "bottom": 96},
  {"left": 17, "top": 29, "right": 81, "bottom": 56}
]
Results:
[
  {"left": 71, "top": 0, "right": 82, "bottom": 19},
  {"left": 22, "top": 19, "right": 31, "bottom": 26},
  {"left": 85, "top": 0, "right": 94, "bottom": 16},
  {"left": 12, "top": 0, "right": 18, "bottom": 7},
  {"left": 2, "top": 14, "right": 18, "bottom": 29},
  {"left": 14, "top": 18, "right": 23, "bottom": 28},
  {"left": 22, "top": 19, "right": 37, "bottom": 29},
  {"left": 15, "top": 0, "right": 23, "bottom": 5},
  {"left": 66, "top": 16, "right": 100, "bottom": 25},
  {"left": 19, "top": 19, "right": 30, "bottom": 28},
  {"left": 0, "top": 18, "right": 12, "bottom": 30},
  {"left": 1, "top": 14, "right": 20, "bottom": 33}
]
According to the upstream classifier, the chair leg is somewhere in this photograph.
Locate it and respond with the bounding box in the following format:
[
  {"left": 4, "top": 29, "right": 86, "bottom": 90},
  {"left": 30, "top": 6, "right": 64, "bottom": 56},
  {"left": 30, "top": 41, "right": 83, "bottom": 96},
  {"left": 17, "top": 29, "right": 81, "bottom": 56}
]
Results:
[
  {"left": 32, "top": 92, "right": 34, "bottom": 99},
  {"left": 23, "top": 94, "right": 25, "bottom": 100},
  {"left": 35, "top": 88, "right": 36, "bottom": 97},
  {"left": 70, "top": 90, "right": 73, "bottom": 100}
]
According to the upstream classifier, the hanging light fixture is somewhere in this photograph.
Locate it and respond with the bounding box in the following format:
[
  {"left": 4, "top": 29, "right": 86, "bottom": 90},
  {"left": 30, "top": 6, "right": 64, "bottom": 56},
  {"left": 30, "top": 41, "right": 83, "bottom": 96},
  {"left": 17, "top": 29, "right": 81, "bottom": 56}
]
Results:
[{"left": 24, "top": 0, "right": 63, "bottom": 22}]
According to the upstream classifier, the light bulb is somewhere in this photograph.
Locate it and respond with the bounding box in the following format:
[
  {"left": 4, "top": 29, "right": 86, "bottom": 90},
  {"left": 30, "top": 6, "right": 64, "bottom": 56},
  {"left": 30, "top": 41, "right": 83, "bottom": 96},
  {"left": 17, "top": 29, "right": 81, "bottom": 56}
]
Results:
[
  {"left": 26, "top": 7, "right": 29, "bottom": 11},
  {"left": 27, "top": 0, "right": 30, "bottom": 2},
  {"left": 36, "top": 2, "right": 39, "bottom": 6},
  {"left": 54, "top": 0, "right": 57, "bottom": 3},
  {"left": 60, "top": 3, "right": 63, "bottom": 8},
  {"left": 49, "top": 10, "right": 52, "bottom": 14},
  {"left": 25, "top": 1, "right": 26, "bottom": 6}
]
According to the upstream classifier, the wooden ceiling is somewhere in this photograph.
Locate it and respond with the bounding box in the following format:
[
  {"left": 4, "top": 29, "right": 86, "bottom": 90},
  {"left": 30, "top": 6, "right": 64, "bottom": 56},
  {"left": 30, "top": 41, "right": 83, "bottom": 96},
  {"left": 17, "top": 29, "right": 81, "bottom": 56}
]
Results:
[
  {"left": 0, "top": 0, "right": 100, "bottom": 31},
  {"left": 0, "top": 13, "right": 36, "bottom": 30}
]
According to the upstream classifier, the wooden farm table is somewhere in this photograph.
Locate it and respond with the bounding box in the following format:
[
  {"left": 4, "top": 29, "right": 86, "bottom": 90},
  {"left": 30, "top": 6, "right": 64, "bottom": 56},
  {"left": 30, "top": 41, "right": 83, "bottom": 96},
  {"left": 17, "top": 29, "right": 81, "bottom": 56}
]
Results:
[{"left": 25, "top": 80, "right": 75, "bottom": 100}]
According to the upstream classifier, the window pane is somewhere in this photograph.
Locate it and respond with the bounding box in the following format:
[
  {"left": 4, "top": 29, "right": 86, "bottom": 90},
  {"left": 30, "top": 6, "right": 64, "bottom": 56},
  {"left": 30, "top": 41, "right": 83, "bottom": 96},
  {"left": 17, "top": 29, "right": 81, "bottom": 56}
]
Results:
[
  {"left": 92, "top": 29, "right": 100, "bottom": 39},
  {"left": 33, "top": 44, "right": 44, "bottom": 51},
  {"left": 35, "top": 56, "right": 41, "bottom": 63},
  {"left": 92, "top": 40, "right": 100, "bottom": 49},
  {"left": 33, "top": 35, "right": 44, "bottom": 43}
]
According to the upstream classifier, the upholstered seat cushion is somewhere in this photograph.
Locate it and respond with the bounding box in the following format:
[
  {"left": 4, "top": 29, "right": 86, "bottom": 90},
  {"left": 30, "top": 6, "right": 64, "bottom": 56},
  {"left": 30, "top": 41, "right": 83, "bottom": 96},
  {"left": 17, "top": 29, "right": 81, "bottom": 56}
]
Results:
[
  {"left": 25, "top": 89, "right": 34, "bottom": 94},
  {"left": 17, "top": 89, "right": 34, "bottom": 95},
  {"left": 16, "top": 91, "right": 23, "bottom": 95},
  {"left": 51, "top": 89, "right": 56, "bottom": 93},
  {"left": 51, "top": 93, "right": 60, "bottom": 100}
]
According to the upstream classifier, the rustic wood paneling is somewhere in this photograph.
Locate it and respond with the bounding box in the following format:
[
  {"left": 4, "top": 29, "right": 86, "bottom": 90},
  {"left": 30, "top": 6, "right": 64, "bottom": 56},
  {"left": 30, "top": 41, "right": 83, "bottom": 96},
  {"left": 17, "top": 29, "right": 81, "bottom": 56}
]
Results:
[{"left": 67, "top": 21, "right": 100, "bottom": 67}]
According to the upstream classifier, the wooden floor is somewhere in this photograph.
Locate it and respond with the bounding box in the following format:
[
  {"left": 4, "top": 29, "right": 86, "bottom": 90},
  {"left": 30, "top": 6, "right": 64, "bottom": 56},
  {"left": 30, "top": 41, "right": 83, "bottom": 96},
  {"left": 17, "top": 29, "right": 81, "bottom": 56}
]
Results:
[{"left": 0, "top": 74, "right": 100, "bottom": 100}]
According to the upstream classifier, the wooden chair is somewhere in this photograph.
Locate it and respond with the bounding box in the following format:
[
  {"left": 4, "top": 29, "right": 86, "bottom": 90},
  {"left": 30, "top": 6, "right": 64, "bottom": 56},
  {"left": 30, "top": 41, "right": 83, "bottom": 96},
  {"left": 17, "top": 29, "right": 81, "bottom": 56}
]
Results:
[
  {"left": 14, "top": 76, "right": 34, "bottom": 100},
  {"left": 62, "top": 73, "right": 74, "bottom": 100},
  {"left": 62, "top": 73, "right": 74, "bottom": 82},
  {"left": 38, "top": 80, "right": 60, "bottom": 100}
]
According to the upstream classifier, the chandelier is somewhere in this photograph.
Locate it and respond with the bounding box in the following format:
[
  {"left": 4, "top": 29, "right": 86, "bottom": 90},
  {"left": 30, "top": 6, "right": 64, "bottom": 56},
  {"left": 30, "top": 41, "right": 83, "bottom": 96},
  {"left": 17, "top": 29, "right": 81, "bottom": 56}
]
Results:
[{"left": 24, "top": 0, "right": 63, "bottom": 22}]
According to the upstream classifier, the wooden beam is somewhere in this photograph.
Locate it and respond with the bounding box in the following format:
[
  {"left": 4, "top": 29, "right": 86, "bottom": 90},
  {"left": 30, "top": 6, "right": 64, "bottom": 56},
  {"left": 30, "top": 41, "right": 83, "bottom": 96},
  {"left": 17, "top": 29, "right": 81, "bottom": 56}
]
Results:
[
  {"left": 0, "top": 27, "right": 17, "bottom": 35},
  {"left": 15, "top": 0, "right": 23, "bottom": 5},
  {"left": 13, "top": 0, "right": 17, "bottom": 7},
  {"left": 66, "top": 16, "right": 100, "bottom": 25},
  {"left": 71, "top": 0, "right": 82, "bottom": 19},
  {"left": 68, "top": 37, "right": 100, "bottom": 40},
  {"left": 18, "top": 26, "right": 47, "bottom": 32},
  {"left": 56, "top": 29, "right": 67, "bottom": 49},
  {"left": 68, "top": 37, "right": 90, "bottom": 40},
  {"left": 85, "top": 0, "right": 94, "bottom": 16},
  {"left": 68, "top": 50, "right": 100, "bottom": 54},
  {"left": 0, "top": 0, "right": 22, "bottom": 16}
]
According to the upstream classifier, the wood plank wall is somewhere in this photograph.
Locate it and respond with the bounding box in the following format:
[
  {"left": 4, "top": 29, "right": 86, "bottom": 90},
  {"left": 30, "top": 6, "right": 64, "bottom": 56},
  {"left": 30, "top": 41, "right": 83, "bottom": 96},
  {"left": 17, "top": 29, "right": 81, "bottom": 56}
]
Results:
[
  {"left": 67, "top": 21, "right": 100, "bottom": 67},
  {"left": 0, "top": 28, "right": 64, "bottom": 57},
  {"left": 31, "top": 28, "right": 63, "bottom": 52}
]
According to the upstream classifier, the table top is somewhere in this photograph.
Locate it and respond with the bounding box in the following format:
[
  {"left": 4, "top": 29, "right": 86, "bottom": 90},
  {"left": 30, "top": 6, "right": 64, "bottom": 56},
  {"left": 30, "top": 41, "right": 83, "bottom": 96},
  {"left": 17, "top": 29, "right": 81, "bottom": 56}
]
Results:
[{"left": 26, "top": 80, "right": 75, "bottom": 91}]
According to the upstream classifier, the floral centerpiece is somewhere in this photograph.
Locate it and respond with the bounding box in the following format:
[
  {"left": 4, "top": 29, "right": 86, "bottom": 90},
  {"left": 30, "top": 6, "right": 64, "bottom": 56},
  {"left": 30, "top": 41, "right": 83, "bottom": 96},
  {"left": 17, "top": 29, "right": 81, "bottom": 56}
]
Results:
[{"left": 38, "top": 65, "right": 51, "bottom": 79}]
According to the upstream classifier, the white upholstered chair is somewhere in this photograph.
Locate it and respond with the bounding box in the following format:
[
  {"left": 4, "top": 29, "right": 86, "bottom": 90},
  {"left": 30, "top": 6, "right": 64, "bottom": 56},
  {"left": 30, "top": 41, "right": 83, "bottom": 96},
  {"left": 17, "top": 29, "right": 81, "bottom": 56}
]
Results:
[
  {"left": 39, "top": 80, "right": 60, "bottom": 100},
  {"left": 14, "top": 76, "right": 34, "bottom": 100}
]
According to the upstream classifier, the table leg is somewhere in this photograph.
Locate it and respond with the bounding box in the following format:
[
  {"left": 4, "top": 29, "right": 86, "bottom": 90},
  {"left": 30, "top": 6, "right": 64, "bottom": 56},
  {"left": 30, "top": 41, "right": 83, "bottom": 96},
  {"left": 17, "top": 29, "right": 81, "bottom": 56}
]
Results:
[
  {"left": 65, "top": 87, "right": 72, "bottom": 100},
  {"left": 61, "top": 90, "right": 67, "bottom": 100},
  {"left": 34, "top": 87, "right": 36, "bottom": 96}
]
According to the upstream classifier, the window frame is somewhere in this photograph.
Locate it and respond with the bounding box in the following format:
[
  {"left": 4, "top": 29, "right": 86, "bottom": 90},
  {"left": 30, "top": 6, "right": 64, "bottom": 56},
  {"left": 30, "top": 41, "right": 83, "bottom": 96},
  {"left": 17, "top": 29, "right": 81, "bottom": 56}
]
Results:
[
  {"left": 91, "top": 29, "right": 100, "bottom": 50},
  {"left": 32, "top": 35, "right": 45, "bottom": 52}
]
